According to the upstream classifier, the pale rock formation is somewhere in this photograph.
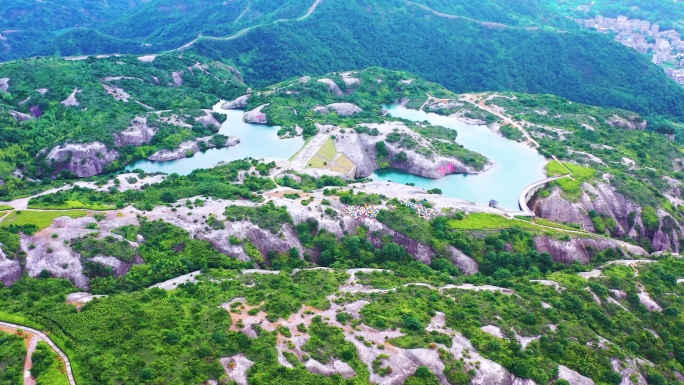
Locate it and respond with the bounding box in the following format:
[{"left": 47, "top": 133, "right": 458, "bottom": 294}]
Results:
[
  {"left": 9, "top": 110, "right": 33, "bottom": 122},
  {"left": 558, "top": 365, "right": 595, "bottom": 385},
  {"left": 46, "top": 142, "right": 119, "bottom": 177},
  {"left": 221, "top": 95, "right": 249, "bottom": 110},
  {"left": 0, "top": 247, "right": 21, "bottom": 286},
  {"left": 327, "top": 103, "right": 362, "bottom": 116},
  {"left": 317, "top": 78, "right": 344, "bottom": 97},
  {"left": 0, "top": 78, "right": 8, "bottom": 92},
  {"left": 60, "top": 88, "right": 81, "bottom": 107},
  {"left": 243, "top": 104, "right": 269, "bottom": 124},
  {"left": 114, "top": 117, "right": 157, "bottom": 147}
]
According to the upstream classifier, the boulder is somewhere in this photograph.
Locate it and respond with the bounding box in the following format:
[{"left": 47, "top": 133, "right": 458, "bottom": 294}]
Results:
[
  {"left": 114, "top": 117, "right": 157, "bottom": 147},
  {"left": 195, "top": 110, "right": 222, "bottom": 129},
  {"left": 327, "top": 103, "right": 362, "bottom": 116},
  {"left": 9, "top": 110, "right": 33, "bottom": 122},
  {"left": 606, "top": 115, "right": 647, "bottom": 130},
  {"left": 243, "top": 104, "right": 269, "bottom": 124},
  {"left": 558, "top": 365, "right": 595, "bottom": 385},
  {"left": 46, "top": 142, "right": 119, "bottom": 177},
  {"left": 147, "top": 135, "right": 240, "bottom": 162},
  {"left": 0, "top": 78, "right": 8, "bottom": 92},
  {"left": 313, "top": 106, "right": 330, "bottom": 114},
  {"left": 0, "top": 248, "right": 21, "bottom": 286},
  {"left": 171, "top": 71, "right": 184, "bottom": 86},
  {"left": 317, "top": 78, "right": 344, "bottom": 97},
  {"left": 221, "top": 95, "right": 249, "bottom": 110}
]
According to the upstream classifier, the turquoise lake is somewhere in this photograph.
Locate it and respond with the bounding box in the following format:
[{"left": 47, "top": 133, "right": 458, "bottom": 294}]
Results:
[
  {"left": 128, "top": 103, "right": 547, "bottom": 210},
  {"left": 126, "top": 103, "right": 304, "bottom": 175},
  {"left": 372, "top": 105, "right": 548, "bottom": 210}
]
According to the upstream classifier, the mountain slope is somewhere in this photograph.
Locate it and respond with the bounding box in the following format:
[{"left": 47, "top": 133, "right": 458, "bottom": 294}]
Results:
[{"left": 191, "top": 0, "right": 684, "bottom": 118}]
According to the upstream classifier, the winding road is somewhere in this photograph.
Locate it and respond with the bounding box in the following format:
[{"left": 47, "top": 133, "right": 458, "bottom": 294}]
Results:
[
  {"left": 0, "top": 321, "right": 76, "bottom": 385},
  {"left": 175, "top": 0, "right": 323, "bottom": 52}
]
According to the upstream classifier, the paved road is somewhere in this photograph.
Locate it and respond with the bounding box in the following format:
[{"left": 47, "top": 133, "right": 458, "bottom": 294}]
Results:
[{"left": 0, "top": 321, "right": 76, "bottom": 385}]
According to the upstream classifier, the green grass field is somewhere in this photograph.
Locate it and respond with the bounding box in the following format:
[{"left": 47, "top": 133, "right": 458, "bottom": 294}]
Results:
[
  {"left": 549, "top": 162, "right": 596, "bottom": 201},
  {"left": 449, "top": 213, "right": 543, "bottom": 231},
  {"left": 0, "top": 205, "right": 13, "bottom": 211},
  {"left": 545, "top": 160, "right": 570, "bottom": 177},
  {"left": 2, "top": 210, "right": 88, "bottom": 231},
  {"left": 28, "top": 200, "right": 114, "bottom": 210}
]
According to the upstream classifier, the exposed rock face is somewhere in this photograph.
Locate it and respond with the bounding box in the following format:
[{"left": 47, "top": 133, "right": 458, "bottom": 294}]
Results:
[
  {"left": 20, "top": 214, "right": 140, "bottom": 290},
  {"left": 532, "top": 182, "right": 681, "bottom": 252},
  {"left": 171, "top": 71, "right": 184, "bottom": 86},
  {"left": 243, "top": 104, "right": 269, "bottom": 124},
  {"left": 327, "top": 103, "right": 362, "bottom": 116},
  {"left": 327, "top": 122, "right": 489, "bottom": 179},
  {"left": 534, "top": 236, "right": 620, "bottom": 264},
  {"left": 147, "top": 135, "right": 239, "bottom": 162},
  {"left": 9, "top": 110, "right": 33, "bottom": 122},
  {"left": 60, "top": 88, "right": 81, "bottom": 107},
  {"left": 0, "top": 78, "right": 8, "bottom": 92},
  {"left": 0, "top": 247, "right": 21, "bottom": 287},
  {"left": 221, "top": 95, "right": 249, "bottom": 110},
  {"left": 114, "top": 117, "right": 157, "bottom": 147},
  {"left": 606, "top": 115, "right": 647, "bottom": 130},
  {"left": 558, "top": 365, "right": 594, "bottom": 385},
  {"left": 46, "top": 142, "right": 119, "bottom": 177},
  {"left": 102, "top": 84, "right": 131, "bottom": 102},
  {"left": 313, "top": 106, "right": 330, "bottom": 114},
  {"left": 195, "top": 110, "right": 222, "bottom": 129},
  {"left": 305, "top": 359, "right": 355, "bottom": 378},
  {"left": 220, "top": 354, "right": 253, "bottom": 385},
  {"left": 317, "top": 78, "right": 344, "bottom": 97}
]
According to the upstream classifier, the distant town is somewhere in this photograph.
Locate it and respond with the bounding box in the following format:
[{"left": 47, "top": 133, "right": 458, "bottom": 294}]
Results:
[{"left": 580, "top": 14, "right": 684, "bottom": 86}]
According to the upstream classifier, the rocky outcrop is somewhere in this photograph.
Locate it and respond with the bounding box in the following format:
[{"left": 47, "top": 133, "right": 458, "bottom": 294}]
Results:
[
  {"left": 221, "top": 95, "right": 249, "bottom": 110},
  {"left": 220, "top": 354, "right": 253, "bottom": 385},
  {"left": 46, "top": 142, "right": 119, "bottom": 177},
  {"left": 327, "top": 103, "right": 362, "bottom": 116},
  {"left": 558, "top": 365, "right": 595, "bottom": 385},
  {"left": 328, "top": 122, "right": 490, "bottom": 179},
  {"left": 532, "top": 181, "right": 682, "bottom": 253},
  {"left": 0, "top": 78, "right": 8, "bottom": 92},
  {"left": 102, "top": 84, "right": 131, "bottom": 102},
  {"left": 317, "top": 78, "right": 344, "bottom": 97},
  {"left": 313, "top": 106, "right": 330, "bottom": 114},
  {"left": 114, "top": 117, "right": 157, "bottom": 147},
  {"left": 243, "top": 104, "right": 269, "bottom": 124},
  {"left": 534, "top": 236, "right": 619, "bottom": 264},
  {"left": 171, "top": 71, "right": 184, "bottom": 86},
  {"left": 60, "top": 88, "right": 81, "bottom": 107},
  {"left": 606, "top": 115, "right": 647, "bottom": 130},
  {"left": 9, "top": 110, "right": 33, "bottom": 122},
  {"left": 147, "top": 135, "right": 239, "bottom": 161},
  {"left": 195, "top": 110, "right": 222, "bottom": 129},
  {"left": 0, "top": 247, "right": 21, "bottom": 287}
]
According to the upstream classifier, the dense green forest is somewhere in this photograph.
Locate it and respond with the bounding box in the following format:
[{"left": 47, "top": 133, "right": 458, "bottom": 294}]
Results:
[
  {"left": 1, "top": 0, "right": 684, "bottom": 119},
  {"left": 193, "top": 0, "right": 684, "bottom": 118}
]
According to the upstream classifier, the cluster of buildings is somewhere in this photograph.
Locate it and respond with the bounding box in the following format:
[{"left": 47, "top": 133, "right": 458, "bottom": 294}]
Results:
[{"left": 580, "top": 15, "right": 684, "bottom": 85}]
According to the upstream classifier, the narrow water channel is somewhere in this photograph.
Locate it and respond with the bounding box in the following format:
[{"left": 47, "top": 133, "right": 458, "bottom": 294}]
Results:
[
  {"left": 125, "top": 102, "right": 304, "bottom": 175},
  {"left": 127, "top": 102, "right": 547, "bottom": 210}
]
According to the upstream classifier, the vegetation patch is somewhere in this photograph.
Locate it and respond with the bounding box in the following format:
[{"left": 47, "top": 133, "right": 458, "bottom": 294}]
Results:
[{"left": 1, "top": 210, "right": 88, "bottom": 233}]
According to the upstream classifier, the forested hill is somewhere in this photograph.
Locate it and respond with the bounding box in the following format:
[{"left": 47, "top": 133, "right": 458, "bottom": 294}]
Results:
[
  {"left": 192, "top": 0, "right": 684, "bottom": 118},
  {"left": 2, "top": 0, "right": 684, "bottom": 118}
]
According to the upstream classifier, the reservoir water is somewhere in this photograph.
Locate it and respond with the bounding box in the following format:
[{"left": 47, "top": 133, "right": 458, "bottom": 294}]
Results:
[
  {"left": 127, "top": 102, "right": 547, "bottom": 210},
  {"left": 372, "top": 105, "right": 548, "bottom": 210},
  {"left": 126, "top": 102, "right": 304, "bottom": 175}
]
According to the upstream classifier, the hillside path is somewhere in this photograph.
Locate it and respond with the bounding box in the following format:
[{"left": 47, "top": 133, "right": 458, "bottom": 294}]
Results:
[{"left": 0, "top": 321, "right": 76, "bottom": 385}]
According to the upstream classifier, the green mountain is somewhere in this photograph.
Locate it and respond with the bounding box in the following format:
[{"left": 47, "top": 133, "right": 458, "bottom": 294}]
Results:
[{"left": 2, "top": 0, "right": 684, "bottom": 119}]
